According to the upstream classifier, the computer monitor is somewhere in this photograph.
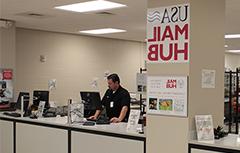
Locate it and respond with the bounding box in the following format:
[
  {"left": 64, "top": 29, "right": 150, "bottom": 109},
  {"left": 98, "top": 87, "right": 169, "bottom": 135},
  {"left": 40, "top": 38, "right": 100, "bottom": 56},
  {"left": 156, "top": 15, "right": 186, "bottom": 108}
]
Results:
[
  {"left": 15, "top": 92, "right": 30, "bottom": 112},
  {"left": 0, "top": 81, "right": 6, "bottom": 89},
  {"left": 80, "top": 92, "right": 101, "bottom": 118},
  {"left": 33, "top": 90, "right": 49, "bottom": 108}
]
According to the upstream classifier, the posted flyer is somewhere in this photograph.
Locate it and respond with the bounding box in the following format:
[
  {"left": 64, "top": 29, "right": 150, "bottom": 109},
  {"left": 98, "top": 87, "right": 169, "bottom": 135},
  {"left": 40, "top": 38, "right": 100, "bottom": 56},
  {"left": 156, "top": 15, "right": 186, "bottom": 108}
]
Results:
[{"left": 147, "top": 76, "right": 188, "bottom": 117}]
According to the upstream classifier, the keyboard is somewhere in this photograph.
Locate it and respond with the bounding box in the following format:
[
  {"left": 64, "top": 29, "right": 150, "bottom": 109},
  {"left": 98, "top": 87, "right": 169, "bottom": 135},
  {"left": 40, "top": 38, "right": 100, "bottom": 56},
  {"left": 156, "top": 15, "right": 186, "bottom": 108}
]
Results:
[
  {"left": 0, "top": 108, "right": 16, "bottom": 112},
  {"left": 83, "top": 121, "right": 95, "bottom": 126},
  {"left": 3, "top": 112, "right": 21, "bottom": 117},
  {"left": 96, "top": 119, "right": 110, "bottom": 125},
  {"left": 43, "top": 112, "right": 57, "bottom": 118},
  {"left": 86, "top": 118, "right": 97, "bottom": 122}
]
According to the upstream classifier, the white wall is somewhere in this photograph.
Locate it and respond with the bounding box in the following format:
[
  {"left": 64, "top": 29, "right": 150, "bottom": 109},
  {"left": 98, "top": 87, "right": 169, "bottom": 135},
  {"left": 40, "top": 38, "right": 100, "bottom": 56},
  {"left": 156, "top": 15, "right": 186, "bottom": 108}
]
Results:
[
  {"left": 16, "top": 28, "right": 145, "bottom": 105},
  {"left": 0, "top": 26, "right": 16, "bottom": 70},
  {"left": 225, "top": 53, "right": 240, "bottom": 71},
  {"left": 0, "top": 25, "right": 16, "bottom": 103},
  {"left": 0, "top": 28, "right": 2, "bottom": 63}
]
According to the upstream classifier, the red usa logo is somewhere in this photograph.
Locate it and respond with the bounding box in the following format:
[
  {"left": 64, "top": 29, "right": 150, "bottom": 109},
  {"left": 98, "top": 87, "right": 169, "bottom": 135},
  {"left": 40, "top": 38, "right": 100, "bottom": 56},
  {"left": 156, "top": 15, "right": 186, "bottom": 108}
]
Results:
[{"left": 3, "top": 70, "right": 13, "bottom": 80}]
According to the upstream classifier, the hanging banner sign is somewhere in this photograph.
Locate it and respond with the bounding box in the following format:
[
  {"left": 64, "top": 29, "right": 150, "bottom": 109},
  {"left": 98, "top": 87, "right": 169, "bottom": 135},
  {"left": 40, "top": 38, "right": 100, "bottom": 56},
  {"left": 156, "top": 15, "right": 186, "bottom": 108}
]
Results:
[
  {"left": 147, "top": 4, "right": 190, "bottom": 63},
  {"left": 147, "top": 76, "right": 188, "bottom": 117}
]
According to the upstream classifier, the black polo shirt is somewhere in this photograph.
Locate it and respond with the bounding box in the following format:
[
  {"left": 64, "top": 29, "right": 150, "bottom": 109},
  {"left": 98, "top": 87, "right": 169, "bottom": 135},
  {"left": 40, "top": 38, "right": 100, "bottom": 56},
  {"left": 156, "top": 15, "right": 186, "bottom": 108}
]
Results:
[{"left": 101, "top": 86, "right": 130, "bottom": 122}]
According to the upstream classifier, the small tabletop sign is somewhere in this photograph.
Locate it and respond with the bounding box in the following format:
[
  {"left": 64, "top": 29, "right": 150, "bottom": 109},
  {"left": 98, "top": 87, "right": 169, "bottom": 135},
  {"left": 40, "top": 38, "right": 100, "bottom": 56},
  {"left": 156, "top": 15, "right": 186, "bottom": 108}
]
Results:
[
  {"left": 37, "top": 101, "right": 46, "bottom": 118},
  {"left": 127, "top": 110, "right": 141, "bottom": 133},
  {"left": 195, "top": 115, "right": 214, "bottom": 142},
  {"left": 70, "top": 102, "right": 84, "bottom": 123}
]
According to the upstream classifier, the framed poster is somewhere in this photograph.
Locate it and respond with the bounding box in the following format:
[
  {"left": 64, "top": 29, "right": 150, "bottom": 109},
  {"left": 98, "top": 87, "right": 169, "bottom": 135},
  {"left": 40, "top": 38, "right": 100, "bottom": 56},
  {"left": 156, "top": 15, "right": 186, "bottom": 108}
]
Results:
[
  {"left": 0, "top": 69, "right": 13, "bottom": 103},
  {"left": 147, "top": 76, "right": 188, "bottom": 117}
]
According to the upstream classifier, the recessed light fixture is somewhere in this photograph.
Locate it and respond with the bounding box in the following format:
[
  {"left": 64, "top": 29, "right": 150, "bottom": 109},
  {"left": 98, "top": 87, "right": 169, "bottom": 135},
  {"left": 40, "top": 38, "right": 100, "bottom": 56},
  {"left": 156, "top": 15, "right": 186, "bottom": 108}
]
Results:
[
  {"left": 225, "top": 45, "right": 228, "bottom": 48},
  {"left": 79, "top": 28, "right": 126, "bottom": 34},
  {"left": 55, "top": 0, "right": 127, "bottom": 13},
  {"left": 227, "top": 50, "right": 240, "bottom": 53},
  {"left": 225, "top": 34, "right": 240, "bottom": 39}
]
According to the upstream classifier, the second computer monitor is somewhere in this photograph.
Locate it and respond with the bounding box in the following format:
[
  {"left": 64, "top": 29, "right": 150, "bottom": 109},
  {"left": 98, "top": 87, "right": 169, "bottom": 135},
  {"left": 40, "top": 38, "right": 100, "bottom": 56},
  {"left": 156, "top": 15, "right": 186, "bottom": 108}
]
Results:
[
  {"left": 80, "top": 91, "right": 101, "bottom": 118},
  {"left": 15, "top": 92, "right": 30, "bottom": 112},
  {"left": 33, "top": 90, "right": 49, "bottom": 108}
]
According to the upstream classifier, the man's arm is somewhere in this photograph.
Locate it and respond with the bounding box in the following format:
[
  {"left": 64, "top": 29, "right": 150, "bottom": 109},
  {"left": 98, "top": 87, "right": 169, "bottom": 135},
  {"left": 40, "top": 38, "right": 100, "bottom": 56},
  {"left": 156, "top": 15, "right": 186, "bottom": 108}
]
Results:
[{"left": 110, "top": 106, "right": 128, "bottom": 123}]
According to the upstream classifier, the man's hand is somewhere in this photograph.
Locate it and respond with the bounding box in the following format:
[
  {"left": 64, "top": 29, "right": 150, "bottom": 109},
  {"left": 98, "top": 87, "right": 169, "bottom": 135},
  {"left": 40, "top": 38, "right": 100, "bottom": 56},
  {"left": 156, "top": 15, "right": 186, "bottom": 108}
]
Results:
[
  {"left": 88, "top": 110, "right": 101, "bottom": 120},
  {"left": 110, "top": 117, "right": 121, "bottom": 123},
  {"left": 88, "top": 116, "right": 97, "bottom": 120}
]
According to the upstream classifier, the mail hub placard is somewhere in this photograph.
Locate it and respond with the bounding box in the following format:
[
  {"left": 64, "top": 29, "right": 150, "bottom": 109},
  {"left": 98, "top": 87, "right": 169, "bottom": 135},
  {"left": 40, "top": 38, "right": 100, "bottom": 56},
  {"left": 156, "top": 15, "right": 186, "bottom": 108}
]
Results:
[{"left": 147, "top": 4, "right": 190, "bottom": 63}]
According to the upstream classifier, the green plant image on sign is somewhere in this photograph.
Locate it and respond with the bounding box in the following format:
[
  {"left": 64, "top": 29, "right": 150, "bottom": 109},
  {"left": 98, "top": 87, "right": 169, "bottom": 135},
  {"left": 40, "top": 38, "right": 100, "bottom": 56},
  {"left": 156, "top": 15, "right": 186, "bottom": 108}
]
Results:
[{"left": 159, "top": 99, "right": 173, "bottom": 111}]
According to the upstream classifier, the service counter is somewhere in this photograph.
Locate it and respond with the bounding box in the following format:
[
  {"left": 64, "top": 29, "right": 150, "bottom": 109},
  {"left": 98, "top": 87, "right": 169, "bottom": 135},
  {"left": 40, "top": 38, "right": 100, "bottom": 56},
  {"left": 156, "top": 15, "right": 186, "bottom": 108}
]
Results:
[
  {"left": 0, "top": 113, "right": 145, "bottom": 153},
  {"left": 189, "top": 134, "right": 240, "bottom": 153}
]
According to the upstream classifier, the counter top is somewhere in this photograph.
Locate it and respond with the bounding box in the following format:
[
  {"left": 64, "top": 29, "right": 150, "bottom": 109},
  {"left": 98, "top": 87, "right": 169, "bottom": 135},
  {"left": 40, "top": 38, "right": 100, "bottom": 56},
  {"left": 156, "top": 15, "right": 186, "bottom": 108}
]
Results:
[
  {"left": 189, "top": 134, "right": 240, "bottom": 151},
  {"left": 0, "top": 113, "right": 145, "bottom": 139}
]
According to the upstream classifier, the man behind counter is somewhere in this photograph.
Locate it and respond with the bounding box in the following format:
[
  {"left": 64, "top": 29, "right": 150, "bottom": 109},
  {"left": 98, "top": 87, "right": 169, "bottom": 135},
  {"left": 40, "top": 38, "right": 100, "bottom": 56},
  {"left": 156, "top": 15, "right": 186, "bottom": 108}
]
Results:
[{"left": 89, "top": 74, "right": 130, "bottom": 123}]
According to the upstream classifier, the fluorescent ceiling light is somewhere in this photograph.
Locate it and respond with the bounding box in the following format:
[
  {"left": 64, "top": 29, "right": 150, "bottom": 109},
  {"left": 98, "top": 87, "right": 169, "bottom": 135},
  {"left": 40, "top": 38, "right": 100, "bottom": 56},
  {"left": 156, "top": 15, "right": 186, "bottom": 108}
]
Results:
[
  {"left": 227, "top": 50, "right": 240, "bottom": 53},
  {"left": 79, "top": 28, "right": 126, "bottom": 34},
  {"left": 55, "top": 0, "right": 127, "bottom": 13},
  {"left": 225, "top": 34, "right": 240, "bottom": 39}
]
